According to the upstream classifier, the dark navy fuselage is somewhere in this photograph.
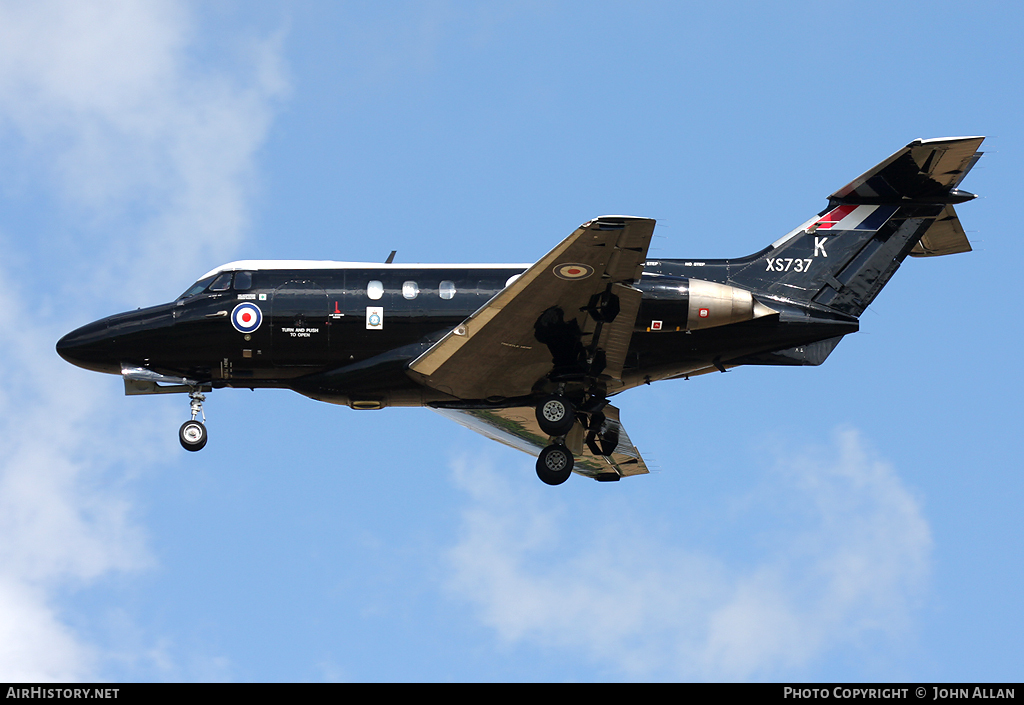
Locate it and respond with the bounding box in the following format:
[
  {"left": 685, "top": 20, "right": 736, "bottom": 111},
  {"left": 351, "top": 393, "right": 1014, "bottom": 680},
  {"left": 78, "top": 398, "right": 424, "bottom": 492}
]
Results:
[{"left": 57, "top": 260, "right": 857, "bottom": 410}]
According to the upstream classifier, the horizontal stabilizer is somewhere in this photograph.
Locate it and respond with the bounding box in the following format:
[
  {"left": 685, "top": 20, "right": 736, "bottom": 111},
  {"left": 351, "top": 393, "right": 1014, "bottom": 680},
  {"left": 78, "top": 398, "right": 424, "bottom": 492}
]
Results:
[
  {"left": 909, "top": 204, "right": 972, "bottom": 257},
  {"left": 830, "top": 136, "right": 984, "bottom": 204}
]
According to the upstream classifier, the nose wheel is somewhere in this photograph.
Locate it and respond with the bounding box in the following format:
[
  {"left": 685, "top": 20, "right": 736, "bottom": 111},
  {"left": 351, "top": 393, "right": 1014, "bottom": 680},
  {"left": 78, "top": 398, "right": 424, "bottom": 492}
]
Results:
[
  {"left": 179, "top": 419, "right": 208, "bottom": 451},
  {"left": 179, "top": 390, "right": 208, "bottom": 451}
]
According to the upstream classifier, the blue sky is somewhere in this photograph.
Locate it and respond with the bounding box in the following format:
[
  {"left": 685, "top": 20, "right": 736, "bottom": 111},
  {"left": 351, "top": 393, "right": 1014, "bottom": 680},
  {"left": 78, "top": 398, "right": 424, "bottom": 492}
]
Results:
[{"left": 0, "top": 0, "right": 1020, "bottom": 682}]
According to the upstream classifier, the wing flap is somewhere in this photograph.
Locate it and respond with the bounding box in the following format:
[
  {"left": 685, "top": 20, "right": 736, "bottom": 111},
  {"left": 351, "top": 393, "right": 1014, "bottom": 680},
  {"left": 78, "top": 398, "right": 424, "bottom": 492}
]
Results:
[
  {"left": 434, "top": 403, "right": 649, "bottom": 480},
  {"left": 589, "top": 283, "right": 643, "bottom": 380}
]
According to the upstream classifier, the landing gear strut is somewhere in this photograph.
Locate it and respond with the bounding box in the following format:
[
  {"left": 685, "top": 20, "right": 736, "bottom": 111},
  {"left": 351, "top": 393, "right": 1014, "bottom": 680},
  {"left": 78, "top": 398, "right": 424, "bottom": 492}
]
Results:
[{"left": 179, "top": 389, "right": 208, "bottom": 451}]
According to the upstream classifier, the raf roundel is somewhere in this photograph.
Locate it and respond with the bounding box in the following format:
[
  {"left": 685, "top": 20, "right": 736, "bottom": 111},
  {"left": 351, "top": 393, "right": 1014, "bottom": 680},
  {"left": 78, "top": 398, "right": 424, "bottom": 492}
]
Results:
[
  {"left": 231, "top": 302, "right": 263, "bottom": 334},
  {"left": 553, "top": 263, "right": 594, "bottom": 280}
]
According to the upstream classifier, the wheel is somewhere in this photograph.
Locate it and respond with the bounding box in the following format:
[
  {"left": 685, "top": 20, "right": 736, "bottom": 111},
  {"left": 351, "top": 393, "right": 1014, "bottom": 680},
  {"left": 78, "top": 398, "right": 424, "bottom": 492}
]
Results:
[
  {"left": 535, "top": 395, "right": 576, "bottom": 437},
  {"left": 536, "top": 444, "right": 573, "bottom": 485},
  {"left": 179, "top": 420, "right": 208, "bottom": 451}
]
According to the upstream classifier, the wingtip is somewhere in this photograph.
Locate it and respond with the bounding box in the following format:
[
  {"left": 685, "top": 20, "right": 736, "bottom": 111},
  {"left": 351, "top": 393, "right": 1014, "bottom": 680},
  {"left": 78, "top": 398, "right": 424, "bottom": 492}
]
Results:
[
  {"left": 583, "top": 215, "right": 656, "bottom": 229},
  {"left": 912, "top": 135, "right": 986, "bottom": 146}
]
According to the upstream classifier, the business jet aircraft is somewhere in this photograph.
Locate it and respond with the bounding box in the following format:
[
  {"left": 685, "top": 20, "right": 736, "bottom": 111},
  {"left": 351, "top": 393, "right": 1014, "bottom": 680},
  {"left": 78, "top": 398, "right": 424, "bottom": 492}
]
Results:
[{"left": 57, "top": 137, "right": 983, "bottom": 485}]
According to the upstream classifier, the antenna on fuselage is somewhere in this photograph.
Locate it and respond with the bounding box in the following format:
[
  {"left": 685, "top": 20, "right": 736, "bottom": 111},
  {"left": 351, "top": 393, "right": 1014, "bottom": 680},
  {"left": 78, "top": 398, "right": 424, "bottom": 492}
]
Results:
[{"left": 385, "top": 250, "right": 396, "bottom": 264}]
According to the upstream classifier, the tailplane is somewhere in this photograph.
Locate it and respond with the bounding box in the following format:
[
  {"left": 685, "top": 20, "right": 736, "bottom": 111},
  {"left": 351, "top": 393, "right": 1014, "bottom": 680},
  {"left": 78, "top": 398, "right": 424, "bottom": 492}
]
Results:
[{"left": 728, "top": 137, "right": 984, "bottom": 317}]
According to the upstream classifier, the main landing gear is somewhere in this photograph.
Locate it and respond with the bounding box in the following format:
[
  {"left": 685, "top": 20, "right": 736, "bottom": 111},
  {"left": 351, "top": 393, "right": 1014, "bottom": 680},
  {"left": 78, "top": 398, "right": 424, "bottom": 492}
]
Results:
[
  {"left": 179, "top": 389, "right": 208, "bottom": 451},
  {"left": 534, "top": 394, "right": 577, "bottom": 486},
  {"left": 532, "top": 392, "right": 618, "bottom": 485}
]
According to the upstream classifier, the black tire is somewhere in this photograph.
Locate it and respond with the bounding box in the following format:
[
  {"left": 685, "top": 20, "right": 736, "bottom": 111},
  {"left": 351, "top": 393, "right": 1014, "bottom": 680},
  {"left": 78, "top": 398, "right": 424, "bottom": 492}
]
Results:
[
  {"left": 179, "top": 420, "right": 208, "bottom": 451},
  {"left": 536, "top": 444, "right": 573, "bottom": 485},
  {"left": 535, "top": 395, "right": 576, "bottom": 437}
]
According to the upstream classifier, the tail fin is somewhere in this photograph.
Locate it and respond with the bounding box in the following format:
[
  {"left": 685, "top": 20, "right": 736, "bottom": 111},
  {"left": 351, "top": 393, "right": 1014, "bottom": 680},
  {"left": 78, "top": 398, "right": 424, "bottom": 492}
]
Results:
[{"left": 729, "top": 137, "right": 984, "bottom": 317}]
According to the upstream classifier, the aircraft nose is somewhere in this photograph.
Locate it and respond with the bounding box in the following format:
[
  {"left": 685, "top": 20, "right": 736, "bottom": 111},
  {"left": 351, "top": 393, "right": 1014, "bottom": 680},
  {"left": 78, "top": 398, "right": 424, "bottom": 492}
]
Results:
[{"left": 56, "top": 319, "right": 120, "bottom": 374}]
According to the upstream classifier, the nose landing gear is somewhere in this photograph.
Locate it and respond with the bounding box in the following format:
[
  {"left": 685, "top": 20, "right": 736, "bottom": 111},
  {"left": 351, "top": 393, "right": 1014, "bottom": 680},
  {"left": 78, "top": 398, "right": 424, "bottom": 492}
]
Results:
[{"left": 179, "top": 389, "right": 208, "bottom": 451}]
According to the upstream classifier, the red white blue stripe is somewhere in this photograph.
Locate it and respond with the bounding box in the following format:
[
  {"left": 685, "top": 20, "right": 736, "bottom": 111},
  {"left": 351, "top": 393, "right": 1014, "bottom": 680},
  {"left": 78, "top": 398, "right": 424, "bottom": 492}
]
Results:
[{"left": 813, "top": 204, "right": 899, "bottom": 231}]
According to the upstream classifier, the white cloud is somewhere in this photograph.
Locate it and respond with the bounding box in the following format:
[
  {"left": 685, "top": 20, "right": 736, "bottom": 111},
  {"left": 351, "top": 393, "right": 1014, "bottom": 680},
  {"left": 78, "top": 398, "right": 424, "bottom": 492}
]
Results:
[
  {"left": 0, "top": 0, "right": 285, "bottom": 681},
  {"left": 0, "top": 279, "right": 156, "bottom": 682},
  {"left": 445, "top": 428, "right": 932, "bottom": 680},
  {"left": 0, "top": 0, "right": 287, "bottom": 303},
  {"left": 0, "top": 578, "right": 95, "bottom": 682}
]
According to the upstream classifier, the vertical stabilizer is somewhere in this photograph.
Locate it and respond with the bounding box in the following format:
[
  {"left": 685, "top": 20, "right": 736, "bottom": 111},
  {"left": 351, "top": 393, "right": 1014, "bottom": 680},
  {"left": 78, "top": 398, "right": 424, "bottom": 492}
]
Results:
[{"left": 728, "top": 137, "right": 983, "bottom": 317}]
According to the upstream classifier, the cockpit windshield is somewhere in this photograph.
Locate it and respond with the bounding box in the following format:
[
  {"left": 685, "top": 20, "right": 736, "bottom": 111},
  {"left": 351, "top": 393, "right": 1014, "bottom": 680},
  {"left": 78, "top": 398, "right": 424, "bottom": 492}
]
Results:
[
  {"left": 177, "top": 271, "right": 256, "bottom": 300},
  {"left": 209, "top": 273, "right": 233, "bottom": 292},
  {"left": 179, "top": 275, "right": 216, "bottom": 300}
]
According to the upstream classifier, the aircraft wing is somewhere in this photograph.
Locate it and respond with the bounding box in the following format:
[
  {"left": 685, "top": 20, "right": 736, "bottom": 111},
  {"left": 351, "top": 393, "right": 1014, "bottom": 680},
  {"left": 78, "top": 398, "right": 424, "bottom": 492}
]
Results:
[
  {"left": 408, "top": 216, "right": 655, "bottom": 400},
  {"left": 434, "top": 403, "right": 649, "bottom": 480}
]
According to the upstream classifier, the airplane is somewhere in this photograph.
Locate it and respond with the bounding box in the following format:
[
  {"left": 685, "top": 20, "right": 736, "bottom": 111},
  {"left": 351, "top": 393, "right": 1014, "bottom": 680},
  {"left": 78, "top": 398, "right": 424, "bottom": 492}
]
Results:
[{"left": 56, "top": 136, "right": 984, "bottom": 486}]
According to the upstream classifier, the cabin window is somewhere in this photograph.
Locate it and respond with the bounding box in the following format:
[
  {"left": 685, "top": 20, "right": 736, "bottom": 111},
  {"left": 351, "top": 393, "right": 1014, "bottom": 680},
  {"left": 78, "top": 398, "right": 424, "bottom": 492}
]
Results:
[
  {"left": 439, "top": 280, "right": 456, "bottom": 300},
  {"left": 402, "top": 281, "right": 419, "bottom": 300},
  {"left": 234, "top": 271, "right": 252, "bottom": 291},
  {"left": 209, "top": 273, "right": 233, "bottom": 292},
  {"left": 367, "top": 280, "right": 384, "bottom": 300}
]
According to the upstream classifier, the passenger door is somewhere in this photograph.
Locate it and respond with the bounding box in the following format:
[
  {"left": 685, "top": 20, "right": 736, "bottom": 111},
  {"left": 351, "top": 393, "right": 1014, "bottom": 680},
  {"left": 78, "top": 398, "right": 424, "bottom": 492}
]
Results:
[{"left": 271, "top": 280, "right": 330, "bottom": 366}]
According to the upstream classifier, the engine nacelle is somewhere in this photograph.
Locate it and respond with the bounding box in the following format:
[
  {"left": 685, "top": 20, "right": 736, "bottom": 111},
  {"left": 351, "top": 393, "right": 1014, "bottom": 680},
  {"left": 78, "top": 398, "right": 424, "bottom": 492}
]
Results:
[{"left": 635, "top": 277, "right": 776, "bottom": 332}]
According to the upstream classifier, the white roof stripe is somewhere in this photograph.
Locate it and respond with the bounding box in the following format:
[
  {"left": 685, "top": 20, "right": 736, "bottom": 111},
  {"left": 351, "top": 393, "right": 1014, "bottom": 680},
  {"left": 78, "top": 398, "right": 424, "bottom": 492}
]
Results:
[{"left": 199, "top": 260, "right": 532, "bottom": 281}]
